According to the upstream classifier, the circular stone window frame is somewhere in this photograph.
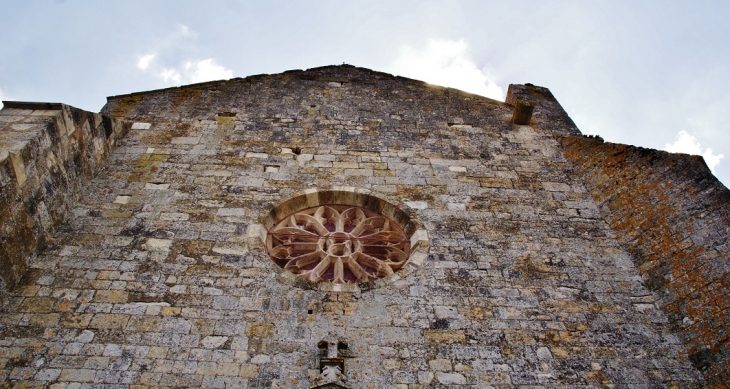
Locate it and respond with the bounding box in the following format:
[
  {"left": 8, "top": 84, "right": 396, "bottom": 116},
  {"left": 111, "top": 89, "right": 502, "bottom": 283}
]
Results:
[{"left": 252, "top": 187, "right": 429, "bottom": 292}]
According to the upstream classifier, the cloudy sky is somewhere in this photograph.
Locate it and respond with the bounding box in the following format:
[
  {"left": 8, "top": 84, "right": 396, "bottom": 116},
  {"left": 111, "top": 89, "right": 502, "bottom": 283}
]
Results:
[{"left": 1, "top": 1, "right": 729, "bottom": 185}]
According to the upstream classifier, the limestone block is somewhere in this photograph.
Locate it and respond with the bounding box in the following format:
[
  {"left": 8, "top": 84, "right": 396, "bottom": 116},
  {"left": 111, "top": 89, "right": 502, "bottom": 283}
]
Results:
[
  {"left": 424, "top": 330, "right": 466, "bottom": 345},
  {"left": 131, "top": 122, "right": 152, "bottom": 130},
  {"left": 201, "top": 336, "right": 229, "bottom": 349},
  {"left": 435, "top": 372, "right": 466, "bottom": 385},
  {"left": 428, "top": 358, "right": 452, "bottom": 371}
]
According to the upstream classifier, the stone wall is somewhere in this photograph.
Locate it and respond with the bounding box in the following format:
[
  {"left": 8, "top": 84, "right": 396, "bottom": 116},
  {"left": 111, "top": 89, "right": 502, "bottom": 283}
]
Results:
[
  {"left": 0, "top": 102, "right": 127, "bottom": 300},
  {"left": 561, "top": 135, "right": 730, "bottom": 386},
  {"left": 0, "top": 66, "right": 706, "bottom": 387}
]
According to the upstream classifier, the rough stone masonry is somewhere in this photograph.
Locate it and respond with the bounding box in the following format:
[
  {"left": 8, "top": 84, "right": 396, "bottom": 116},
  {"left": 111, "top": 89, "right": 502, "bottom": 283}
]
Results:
[{"left": 0, "top": 65, "right": 728, "bottom": 388}]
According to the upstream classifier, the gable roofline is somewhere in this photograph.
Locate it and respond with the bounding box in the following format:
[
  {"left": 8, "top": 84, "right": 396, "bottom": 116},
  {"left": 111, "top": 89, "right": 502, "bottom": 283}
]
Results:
[{"left": 105, "top": 64, "right": 505, "bottom": 105}]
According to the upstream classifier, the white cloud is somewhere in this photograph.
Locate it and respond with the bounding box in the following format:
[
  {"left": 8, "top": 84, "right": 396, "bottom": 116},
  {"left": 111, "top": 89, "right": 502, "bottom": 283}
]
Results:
[
  {"left": 665, "top": 130, "right": 724, "bottom": 173},
  {"left": 184, "top": 59, "right": 234, "bottom": 83},
  {"left": 159, "top": 68, "right": 182, "bottom": 84},
  {"left": 134, "top": 25, "right": 232, "bottom": 86},
  {"left": 135, "top": 52, "right": 232, "bottom": 85},
  {"left": 388, "top": 39, "right": 503, "bottom": 100},
  {"left": 137, "top": 53, "right": 156, "bottom": 70},
  {"left": 151, "top": 58, "right": 232, "bottom": 85},
  {"left": 177, "top": 24, "right": 191, "bottom": 37}
]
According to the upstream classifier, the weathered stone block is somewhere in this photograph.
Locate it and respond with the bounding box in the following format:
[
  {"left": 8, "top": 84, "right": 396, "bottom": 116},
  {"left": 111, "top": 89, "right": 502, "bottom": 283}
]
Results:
[
  {"left": 424, "top": 330, "right": 466, "bottom": 345},
  {"left": 88, "top": 313, "right": 130, "bottom": 330},
  {"left": 246, "top": 322, "right": 275, "bottom": 338}
]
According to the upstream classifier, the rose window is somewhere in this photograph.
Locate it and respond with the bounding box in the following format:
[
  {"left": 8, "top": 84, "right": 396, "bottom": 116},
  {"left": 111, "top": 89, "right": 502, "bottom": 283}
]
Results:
[{"left": 266, "top": 205, "right": 410, "bottom": 283}]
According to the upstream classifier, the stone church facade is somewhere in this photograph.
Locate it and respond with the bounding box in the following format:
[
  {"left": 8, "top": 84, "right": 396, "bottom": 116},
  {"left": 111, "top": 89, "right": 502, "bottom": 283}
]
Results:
[{"left": 1, "top": 65, "right": 728, "bottom": 387}]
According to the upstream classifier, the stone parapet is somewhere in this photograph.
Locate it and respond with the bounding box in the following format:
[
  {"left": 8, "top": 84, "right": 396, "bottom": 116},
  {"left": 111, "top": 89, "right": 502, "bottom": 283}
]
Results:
[{"left": 0, "top": 102, "right": 127, "bottom": 298}]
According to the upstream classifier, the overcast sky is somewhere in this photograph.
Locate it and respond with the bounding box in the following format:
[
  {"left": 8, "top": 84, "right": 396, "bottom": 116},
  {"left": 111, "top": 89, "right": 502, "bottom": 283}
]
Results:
[{"left": 1, "top": 1, "right": 728, "bottom": 186}]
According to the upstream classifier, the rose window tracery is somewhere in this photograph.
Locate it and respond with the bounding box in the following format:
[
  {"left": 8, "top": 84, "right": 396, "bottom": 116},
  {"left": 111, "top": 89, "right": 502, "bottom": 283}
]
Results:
[{"left": 266, "top": 205, "right": 410, "bottom": 283}]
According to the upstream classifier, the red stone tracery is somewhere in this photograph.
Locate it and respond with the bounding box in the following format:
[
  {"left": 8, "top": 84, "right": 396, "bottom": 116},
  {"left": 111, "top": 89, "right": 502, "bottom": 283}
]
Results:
[{"left": 266, "top": 205, "right": 410, "bottom": 283}]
